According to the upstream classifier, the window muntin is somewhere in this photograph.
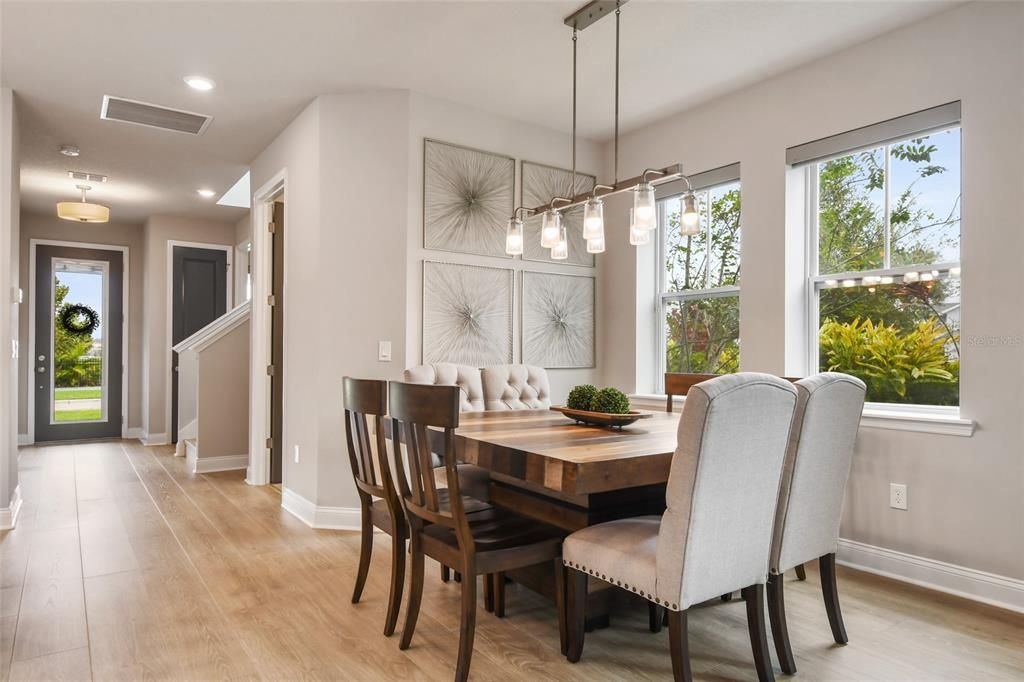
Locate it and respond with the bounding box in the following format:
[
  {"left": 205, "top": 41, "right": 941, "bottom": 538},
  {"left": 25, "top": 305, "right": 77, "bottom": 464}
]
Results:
[
  {"left": 810, "top": 127, "right": 961, "bottom": 407},
  {"left": 659, "top": 179, "right": 741, "bottom": 379}
]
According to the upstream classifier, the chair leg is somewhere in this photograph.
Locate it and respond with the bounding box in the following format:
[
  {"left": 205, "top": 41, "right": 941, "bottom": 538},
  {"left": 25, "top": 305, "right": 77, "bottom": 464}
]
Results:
[
  {"left": 493, "top": 571, "right": 506, "bottom": 618},
  {"left": 383, "top": 529, "right": 406, "bottom": 637},
  {"left": 454, "top": 571, "right": 462, "bottom": 583},
  {"left": 554, "top": 559, "right": 568, "bottom": 656},
  {"left": 648, "top": 602, "right": 664, "bottom": 633},
  {"left": 566, "top": 568, "right": 587, "bottom": 663},
  {"left": 398, "top": 534, "right": 425, "bottom": 650},
  {"left": 767, "top": 573, "right": 796, "bottom": 675},
  {"left": 484, "top": 573, "right": 495, "bottom": 613},
  {"left": 721, "top": 592, "right": 734, "bottom": 602},
  {"left": 351, "top": 504, "right": 373, "bottom": 604},
  {"left": 455, "top": 562, "right": 478, "bottom": 682},
  {"left": 795, "top": 563, "right": 807, "bottom": 581},
  {"left": 667, "top": 609, "right": 692, "bottom": 682},
  {"left": 441, "top": 565, "right": 451, "bottom": 583},
  {"left": 742, "top": 584, "right": 776, "bottom": 682},
  {"left": 820, "top": 553, "right": 848, "bottom": 644}
]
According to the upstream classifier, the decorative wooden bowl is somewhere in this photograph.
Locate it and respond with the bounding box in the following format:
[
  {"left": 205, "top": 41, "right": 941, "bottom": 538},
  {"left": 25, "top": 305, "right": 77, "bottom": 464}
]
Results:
[{"left": 550, "top": 406, "right": 654, "bottom": 429}]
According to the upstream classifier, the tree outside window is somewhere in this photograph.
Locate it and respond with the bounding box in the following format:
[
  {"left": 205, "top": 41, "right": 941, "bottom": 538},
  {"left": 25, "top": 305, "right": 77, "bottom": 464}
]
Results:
[
  {"left": 813, "top": 128, "right": 961, "bottom": 405},
  {"left": 661, "top": 180, "right": 741, "bottom": 378}
]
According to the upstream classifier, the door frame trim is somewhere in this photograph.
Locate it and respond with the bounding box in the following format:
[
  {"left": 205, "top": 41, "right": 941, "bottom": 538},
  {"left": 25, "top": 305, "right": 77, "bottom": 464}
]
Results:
[
  {"left": 248, "top": 168, "right": 287, "bottom": 486},
  {"left": 26, "top": 239, "right": 130, "bottom": 445},
  {"left": 164, "top": 240, "right": 233, "bottom": 445}
]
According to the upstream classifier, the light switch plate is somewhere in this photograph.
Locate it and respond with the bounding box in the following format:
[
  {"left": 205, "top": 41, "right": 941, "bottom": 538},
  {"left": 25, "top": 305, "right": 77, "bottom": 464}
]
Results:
[{"left": 378, "top": 341, "right": 392, "bottom": 362}]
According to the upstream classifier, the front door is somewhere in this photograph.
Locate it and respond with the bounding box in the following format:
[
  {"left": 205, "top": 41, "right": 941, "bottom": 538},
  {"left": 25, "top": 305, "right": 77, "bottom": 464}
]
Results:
[
  {"left": 170, "top": 246, "right": 228, "bottom": 443},
  {"left": 34, "top": 245, "right": 124, "bottom": 442}
]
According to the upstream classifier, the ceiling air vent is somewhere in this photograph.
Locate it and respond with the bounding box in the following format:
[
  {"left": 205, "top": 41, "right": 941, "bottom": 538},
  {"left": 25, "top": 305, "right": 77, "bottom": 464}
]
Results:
[{"left": 100, "top": 95, "right": 212, "bottom": 135}]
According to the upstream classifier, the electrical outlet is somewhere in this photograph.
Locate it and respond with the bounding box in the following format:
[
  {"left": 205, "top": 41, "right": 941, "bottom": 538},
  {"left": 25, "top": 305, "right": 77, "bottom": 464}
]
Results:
[
  {"left": 890, "top": 483, "right": 908, "bottom": 510},
  {"left": 378, "top": 340, "right": 392, "bottom": 362},
  {"left": 293, "top": 445, "right": 300, "bottom": 464}
]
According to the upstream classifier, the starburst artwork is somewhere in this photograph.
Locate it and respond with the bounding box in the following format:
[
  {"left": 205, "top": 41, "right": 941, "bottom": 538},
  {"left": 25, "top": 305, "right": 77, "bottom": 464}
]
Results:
[
  {"left": 423, "top": 139, "right": 515, "bottom": 257},
  {"left": 521, "top": 162, "right": 596, "bottom": 267},
  {"left": 422, "top": 261, "right": 513, "bottom": 366},
  {"left": 522, "top": 272, "right": 595, "bottom": 368}
]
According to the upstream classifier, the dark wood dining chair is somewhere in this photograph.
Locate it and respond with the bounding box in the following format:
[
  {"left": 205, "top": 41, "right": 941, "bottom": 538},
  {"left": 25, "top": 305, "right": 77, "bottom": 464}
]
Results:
[
  {"left": 343, "top": 377, "right": 406, "bottom": 637},
  {"left": 388, "top": 381, "right": 566, "bottom": 682}
]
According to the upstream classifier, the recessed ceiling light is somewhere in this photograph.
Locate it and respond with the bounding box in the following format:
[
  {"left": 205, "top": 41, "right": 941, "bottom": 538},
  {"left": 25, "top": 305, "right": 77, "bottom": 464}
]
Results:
[
  {"left": 197, "top": 188, "right": 216, "bottom": 198},
  {"left": 59, "top": 144, "right": 80, "bottom": 157},
  {"left": 184, "top": 76, "right": 215, "bottom": 91}
]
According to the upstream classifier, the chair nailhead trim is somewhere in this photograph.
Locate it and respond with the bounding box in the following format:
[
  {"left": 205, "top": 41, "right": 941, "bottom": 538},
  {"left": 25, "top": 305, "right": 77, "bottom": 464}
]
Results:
[{"left": 564, "top": 560, "right": 678, "bottom": 609}]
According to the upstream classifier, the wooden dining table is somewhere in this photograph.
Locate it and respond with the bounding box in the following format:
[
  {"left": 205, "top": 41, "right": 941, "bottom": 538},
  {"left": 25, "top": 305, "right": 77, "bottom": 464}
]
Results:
[{"left": 451, "top": 408, "right": 682, "bottom": 627}]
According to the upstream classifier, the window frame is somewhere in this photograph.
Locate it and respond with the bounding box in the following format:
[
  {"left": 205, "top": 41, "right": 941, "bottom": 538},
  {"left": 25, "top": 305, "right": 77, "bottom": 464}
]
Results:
[
  {"left": 656, "top": 171, "right": 741, "bottom": 392},
  {"left": 804, "top": 124, "right": 963, "bottom": 410}
]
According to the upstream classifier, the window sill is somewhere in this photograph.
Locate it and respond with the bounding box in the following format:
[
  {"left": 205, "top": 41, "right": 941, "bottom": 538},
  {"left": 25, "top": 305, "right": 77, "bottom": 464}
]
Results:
[
  {"left": 860, "top": 404, "right": 974, "bottom": 437},
  {"left": 629, "top": 394, "right": 975, "bottom": 437}
]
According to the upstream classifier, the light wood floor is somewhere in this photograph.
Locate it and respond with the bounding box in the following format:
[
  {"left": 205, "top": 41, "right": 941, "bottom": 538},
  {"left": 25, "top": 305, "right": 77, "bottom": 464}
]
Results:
[{"left": 2, "top": 440, "right": 1023, "bottom": 681}]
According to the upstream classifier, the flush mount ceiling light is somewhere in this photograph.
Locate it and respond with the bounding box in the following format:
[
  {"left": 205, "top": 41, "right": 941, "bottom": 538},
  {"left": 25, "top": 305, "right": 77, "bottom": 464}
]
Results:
[
  {"left": 59, "top": 144, "right": 80, "bottom": 157},
  {"left": 505, "top": 0, "right": 700, "bottom": 257},
  {"left": 184, "top": 75, "right": 215, "bottom": 91},
  {"left": 57, "top": 184, "right": 109, "bottom": 223},
  {"left": 196, "top": 188, "right": 216, "bottom": 198}
]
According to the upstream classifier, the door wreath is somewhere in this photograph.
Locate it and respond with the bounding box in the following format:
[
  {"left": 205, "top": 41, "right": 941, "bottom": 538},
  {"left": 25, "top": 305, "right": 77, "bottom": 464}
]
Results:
[{"left": 59, "top": 304, "right": 100, "bottom": 337}]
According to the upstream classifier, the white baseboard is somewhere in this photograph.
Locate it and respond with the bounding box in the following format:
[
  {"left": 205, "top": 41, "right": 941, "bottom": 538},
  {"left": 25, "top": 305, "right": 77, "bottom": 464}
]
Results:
[
  {"left": 124, "top": 427, "right": 144, "bottom": 440},
  {"left": 140, "top": 432, "right": 169, "bottom": 446},
  {"left": 0, "top": 485, "right": 23, "bottom": 530},
  {"left": 280, "top": 488, "right": 362, "bottom": 531},
  {"left": 838, "top": 538, "right": 1024, "bottom": 615},
  {"left": 188, "top": 453, "right": 250, "bottom": 475},
  {"left": 17, "top": 433, "right": 31, "bottom": 446}
]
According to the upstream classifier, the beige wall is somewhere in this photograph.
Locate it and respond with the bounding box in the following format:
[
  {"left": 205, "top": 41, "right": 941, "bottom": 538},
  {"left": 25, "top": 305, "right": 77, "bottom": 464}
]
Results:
[
  {"left": 600, "top": 2, "right": 1024, "bottom": 579},
  {"left": 17, "top": 213, "right": 146, "bottom": 436},
  {"left": 249, "top": 98, "right": 322, "bottom": 502},
  {"left": 140, "top": 215, "right": 237, "bottom": 440},
  {"left": 196, "top": 320, "right": 250, "bottom": 459},
  {"left": 250, "top": 91, "right": 606, "bottom": 509},
  {"left": 1, "top": 87, "right": 20, "bottom": 508}
]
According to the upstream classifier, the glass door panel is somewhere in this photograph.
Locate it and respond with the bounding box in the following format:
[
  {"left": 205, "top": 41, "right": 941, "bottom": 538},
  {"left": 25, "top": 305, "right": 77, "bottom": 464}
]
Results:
[{"left": 51, "top": 259, "right": 108, "bottom": 424}]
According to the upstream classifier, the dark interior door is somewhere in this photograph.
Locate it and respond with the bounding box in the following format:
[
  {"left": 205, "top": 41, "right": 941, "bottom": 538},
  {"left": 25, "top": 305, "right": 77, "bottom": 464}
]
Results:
[
  {"left": 34, "top": 245, "right": 123, "bottom": 442},
  {"left": 171, "top": 246, "right": 227, "bottom": 443},
  {"left": 270, "top": 201, "right": 284, "bottom": 484}
]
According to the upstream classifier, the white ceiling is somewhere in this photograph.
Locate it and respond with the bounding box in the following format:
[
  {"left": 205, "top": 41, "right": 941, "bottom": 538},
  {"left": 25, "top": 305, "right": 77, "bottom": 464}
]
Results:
[{"left": 2, "top": 0, "right": 957, "bottom": 224}]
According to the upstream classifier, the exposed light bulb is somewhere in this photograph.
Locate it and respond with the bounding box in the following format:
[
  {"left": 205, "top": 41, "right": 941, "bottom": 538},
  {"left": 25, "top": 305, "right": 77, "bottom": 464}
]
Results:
[
  {"left": 629, "top": 209, "right": 650, "bottom": 246},
  {"left": 680, "top": 193, "right": 700, "bottom": 235},
  {"left": 505, "top": 217, "right": 524, "bottom": 255},
  {"left": 582, "top": 197, "right": 605, "bottom": 240},
  {"left": 551, "top": 222, "right": 568, "bottom": 260},
  {"left": 540, "top": 210, "right": 562, "bottom": 248},
  {"left": 587, "top": 235, "right": 605, "bottom": 254},
  {"left": 633, "top": 182, "right": 656, "bottom": 231}
]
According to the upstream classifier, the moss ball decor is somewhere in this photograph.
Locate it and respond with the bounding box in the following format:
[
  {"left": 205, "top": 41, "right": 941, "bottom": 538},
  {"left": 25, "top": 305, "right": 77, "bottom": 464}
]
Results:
[
  {"left": 566, "top": 384, "right": 598, "bottom": 411},
  {"left": 590, "top": 387, "right": 631, "bottom": 414}
]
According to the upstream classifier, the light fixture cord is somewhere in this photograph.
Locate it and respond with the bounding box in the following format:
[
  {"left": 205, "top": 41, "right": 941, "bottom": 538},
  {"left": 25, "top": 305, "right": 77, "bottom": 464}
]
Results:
[
  {"left": 571, "top": 28, "right": 578, "bottom": 196},
  {"left": 614, "top": 6, "right": 620, "bottom": 184}
]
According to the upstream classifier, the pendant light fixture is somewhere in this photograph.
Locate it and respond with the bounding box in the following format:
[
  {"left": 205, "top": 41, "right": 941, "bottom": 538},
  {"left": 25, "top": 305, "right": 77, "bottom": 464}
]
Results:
[
  {"left": 57, "top": 184, "right": 109, "bottom": 223},
  {"left": 507, "top": 0, "right": 693, "bottom": 259}
]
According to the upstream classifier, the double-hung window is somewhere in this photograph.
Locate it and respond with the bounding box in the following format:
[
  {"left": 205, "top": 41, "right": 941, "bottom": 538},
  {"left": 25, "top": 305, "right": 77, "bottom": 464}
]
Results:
[
  {"left": 792, "top": 103, "right": 962, "bottom": 406},
  {"left": 657, "top": 164, "right": 741, "bottom": 387}
]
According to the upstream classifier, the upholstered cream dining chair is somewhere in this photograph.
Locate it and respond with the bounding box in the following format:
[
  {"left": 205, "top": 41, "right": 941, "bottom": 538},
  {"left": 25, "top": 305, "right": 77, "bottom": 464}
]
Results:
[
  {"left": 480, "top": 364, "right": 551, "bottom": 410},
  {"left": 766, "top": 372, "right": 866, "bottom": 675},
  {"left": 562, "top": 373, "right": 798, "bottom": 682}
]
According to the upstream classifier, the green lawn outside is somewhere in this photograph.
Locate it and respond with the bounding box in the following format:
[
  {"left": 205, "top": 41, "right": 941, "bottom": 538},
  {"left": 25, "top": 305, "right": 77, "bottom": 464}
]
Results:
[
  {"left": 54, "top": 408, "right": 102, "bottom": 422},
  {"left": 55, "top": 387, "right": 102, "bottom": 400}
]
